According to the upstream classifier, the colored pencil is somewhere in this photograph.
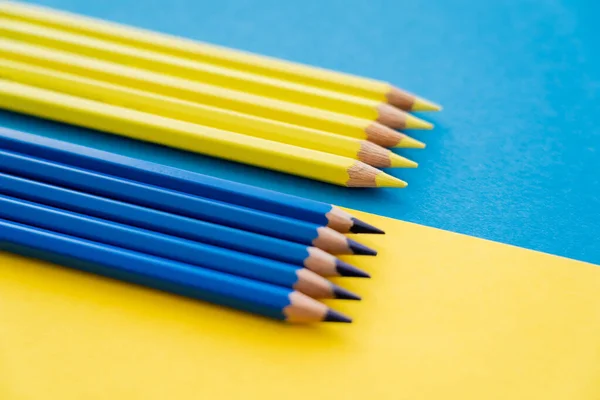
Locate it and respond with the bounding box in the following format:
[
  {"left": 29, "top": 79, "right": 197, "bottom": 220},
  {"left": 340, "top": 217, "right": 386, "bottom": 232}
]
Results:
[
  {"left": 0, "top": 0, "right": 441, "bottom": 112},
  {"left": 0, "top": 194, "right": 360, "bottom": 300},
  {"left": 0, "top": 79, "right": 407, "bottom": 188},
  {"left": 0, "top": 128, "right": 383, "bottom": 234},
  {"left": 0, "top": 17, "right": 427, "bottom": 127},
  {"left": 0, "top": 149, "right": 376, "bottom": 255},
  {"left": 0, "top": 173, "right": 368, "bottom": 278},
  {"left": 0, "top": 58, "right": 420, "bottom": 168},
  {"left": 0, "top": 219, "right": 352, "bottom": 323},
  {"left": 0, "top": 38, "right": 424, "bottom": 146}
]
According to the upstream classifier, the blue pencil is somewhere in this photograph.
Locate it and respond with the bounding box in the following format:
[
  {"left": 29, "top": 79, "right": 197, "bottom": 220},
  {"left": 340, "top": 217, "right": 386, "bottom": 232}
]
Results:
[
  {"left": 0, "top": 149, "right": 375, "bottom": 255},
  {"left": 0, "top": 194, "right": 360, "bottom": 300},
  {"left": 0, "top": 128, "right": 383, "bottom": 234},
  {"left": 0, "top": 218, "right": 351, "bottom": 323},
  {"left": 0, "top": 173, "right": 368, "bottom": 277}
]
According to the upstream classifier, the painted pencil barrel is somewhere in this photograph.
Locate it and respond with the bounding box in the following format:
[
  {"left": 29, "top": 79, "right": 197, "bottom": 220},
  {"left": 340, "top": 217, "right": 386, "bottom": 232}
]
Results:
[
  {"left": 0, "top": 149, "right": 325, "bottom": 245},
  {"left": 0, "top": 219, "right": 318, "bottom": 321},
  {"left": 0, "top": 79, "right": 404, "bottom": 188},
  {"left": 0, "top": 1, "right": 391, "bottom": 100},
  {"left": 0, "top": 194, "right": 326, "bottom": 292},
  {"left": 0, "top": 39, "right": 379, "bottom": 140},
  {"left": 0, "top": 59, "right": 407, "bottom": 167},
  {"left": 0, "top": 18, "right": 382, "bottom": 119},
  {"left": 0, "top": 173, "right": 314, "bottom": 263},
  {"left": 0, "top": 128, "right": 334, "bottom": 226}
]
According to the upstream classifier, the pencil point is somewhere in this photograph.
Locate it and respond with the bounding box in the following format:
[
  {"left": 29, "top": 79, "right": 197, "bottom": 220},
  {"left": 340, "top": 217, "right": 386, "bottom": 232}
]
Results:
[
  {"left": 395, "top": 135, "right": 426, "bottom": 149},
  {"left": 335, "top": 259, "right": 371, "bottom": 278},
  {"left": 412, "top": 97, "right": 442, "bottom": 112},
  {"left": 405, "top": 114, "right": 433, "bottom": 130},
  {"left": 375, "top": 172, "right": 408, "bottom": 188},
  {"left": 390, "top": 153, "right": 418, "bottom": 168},
  {"left": 347, "top": 239, "right": 377, "bottom": 256},
  {"left": 332, "top": 284, "right": 361, "bottom": 300},
  {"left": 350, "top": 217, "right": 385, "bottom": 234},
  {"left": 324, "top": 309, "right": 353, "bottom": 323}
]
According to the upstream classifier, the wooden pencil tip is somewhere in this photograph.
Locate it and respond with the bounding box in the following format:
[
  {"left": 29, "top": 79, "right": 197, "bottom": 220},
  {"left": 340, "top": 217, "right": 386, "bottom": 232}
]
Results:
[
  {"left": 389, "top": 153, "right": 418, "bottom": 168},
  {"left": 324, "top": 309, "right": 353, "bottom": 323},
  {"left": 375, "top": 172, "right": 408, "bottom": 188},
  {"left": 405, "top": 114, "right": 434, "bottom": 130},
  {"left": 395, "top": 135, "right": 426, "bottom": 149},
  {"left": 350, "top": 217, "right": 385, "bottom": 234},
  {"left": 412, "top": 97, "right": 443, "bottom": 112}
]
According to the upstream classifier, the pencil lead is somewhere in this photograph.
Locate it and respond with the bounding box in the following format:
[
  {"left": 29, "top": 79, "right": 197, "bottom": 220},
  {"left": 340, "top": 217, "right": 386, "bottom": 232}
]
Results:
[
  {"left": 335, "top": 259, "right": 371, "bottom": 278},
  {"left": 389, "top": 153, "right": 418, "bottom": 168},
  {"left": 405, "top": 114, "right": 434, "bottom": 130},
  {"left": 412, "top": 97, "right": 442, "bottom": 112},
  {"left": 347, "top": 239, "right": 377, "bottom": 256},
  {"left": 324, "top": 309, "right": 353, "bottom": 323},
  {"left": 395, "top": 135, "right": 426, "bottom": 149},
  {"left": 375, "top": 172, "right": 407, "bottom": 188},
  {"left": 332, "top": 284, "right": 361, "bottom": 300},
  {"left": 350, "top": 217, "right": 385, "bottom": 234}
]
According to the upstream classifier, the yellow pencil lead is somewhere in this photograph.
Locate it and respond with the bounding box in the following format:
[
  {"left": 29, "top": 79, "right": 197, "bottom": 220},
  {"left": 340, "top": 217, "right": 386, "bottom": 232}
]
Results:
[
  {"left": 412, "top": 98, "right": 442, "bottom": 112},
  {"left": 375, "top": 172, "right": 407, "bottom": 188},
  {"left": 405, "top": 114, "right": 434, "bottom": 130},
  {"left": 395, "top": 135, "right": 426, "bottom": 149},
  {"left": 389, "top": 153, "right": 418, "bottom": 168}
]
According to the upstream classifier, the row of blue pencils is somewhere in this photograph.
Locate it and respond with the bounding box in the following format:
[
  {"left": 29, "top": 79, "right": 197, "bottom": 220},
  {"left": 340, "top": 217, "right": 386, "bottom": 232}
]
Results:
[{"left": 0, "top": 127, "right": 384, "bottom": 323}]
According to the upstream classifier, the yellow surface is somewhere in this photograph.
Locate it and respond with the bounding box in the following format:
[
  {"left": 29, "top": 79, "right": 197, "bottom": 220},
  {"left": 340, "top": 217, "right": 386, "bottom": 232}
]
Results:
[
  {"left": 0, "top": 80, "right": 403, "bottom": 187},
  {"left": 405, "top": 114, "right": 434, "bottom": 130},
  {"left": 0, "top": 1, "right": 391, "bottom": 101},
  {"left": 0, "top": 38, "right": 378, "bottom": 140},
  {"left": 0, "top": 18, "right": 383, "bottom": 119},
  {"left": 2, "top": 210, "right": 599, "bottom": 400}
]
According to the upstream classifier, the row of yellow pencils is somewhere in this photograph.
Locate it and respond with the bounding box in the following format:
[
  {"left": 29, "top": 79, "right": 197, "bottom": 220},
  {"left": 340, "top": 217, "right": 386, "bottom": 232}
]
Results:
[{"left": 0, "top": 1, "right": 441, "bottom": 188}]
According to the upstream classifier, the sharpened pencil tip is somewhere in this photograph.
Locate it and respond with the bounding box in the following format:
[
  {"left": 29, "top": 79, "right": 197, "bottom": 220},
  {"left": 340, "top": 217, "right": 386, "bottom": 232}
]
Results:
[
  {"left": 324, "top": 309, "right": 353, "bottom": 323},
  {"left": 332, "top": 284, "right": 361, "bottom": 300},
  {"left": 390, "top": 153, "right": 418, "bottom": 168},
  {"left": 350, "top": 217, "right": 385, "bottom": 234},
  {"left": 347, "top": 239, "right": 377, "bottom": 256},
  {"left": 335, "top": 259, "right": 371, "bottom": 278},
  {"left": 395, "top": 135, "right": 426, "bottom": 149},
  {"left": 375, "top": 172, "right": 407, "bottom": 188},
  {"left": 405, "top": 114, "right": 433, "bottom": 130},
  {"left": 412, "top": 97, "right": 442, "bottom": 112}
]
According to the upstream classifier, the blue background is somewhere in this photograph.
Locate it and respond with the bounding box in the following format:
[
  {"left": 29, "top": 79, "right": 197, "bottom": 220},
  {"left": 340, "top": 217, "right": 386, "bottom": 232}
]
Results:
[{"left": 2, "top": 0, "right": 599, "bottom": 264}]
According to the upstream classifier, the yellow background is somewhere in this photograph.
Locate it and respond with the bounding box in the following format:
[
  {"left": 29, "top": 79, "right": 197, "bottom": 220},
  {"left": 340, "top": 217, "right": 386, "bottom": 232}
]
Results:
[{"left": 1, "top": 211, "right": 599, "bottom": 400}]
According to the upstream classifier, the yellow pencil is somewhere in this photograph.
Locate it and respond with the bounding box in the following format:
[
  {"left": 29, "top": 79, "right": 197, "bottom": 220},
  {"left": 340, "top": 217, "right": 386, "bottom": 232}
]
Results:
[
  {"left": 0, "top": 58, "right": 420, "bottom": 168},
  {"left": 0, "top": 38, "right": 421, "bottom": 147},
  {"left": 0, "top": 80, "right": 407, "bottom": 188},
  {"left": 0, "top": 1, "right": 441, "bottom": 112},
  {"left": 0, "top": 17, "right": 429, "bottom": 129}
]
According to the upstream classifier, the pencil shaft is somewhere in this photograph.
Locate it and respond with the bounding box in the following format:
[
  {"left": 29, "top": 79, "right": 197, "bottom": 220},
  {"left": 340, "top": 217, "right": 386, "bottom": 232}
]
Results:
[
  {"left": 0, "top": 173, "right": 320, "bottom": 264},
  {"left": 0, "top": 38, "right": 395, "bottom": 142},
  {"left": 0, "top": 218, "right": 333, "bottom": 322},
  {"left": 0, "top": 58, "right": 403, "bottom": 167},
  {"left": 0, "top": 18, "right": 383, "bottom": 119},
  {"left": 0, "top": 194, "right": 321, "bottom": 291},
  {"left": 0, "top": 78, "right": 399, "bottom": 187},
  {"left": 0, "top": 149, "right": 330, "bottom": 246},
  {"left": 0, "top": 128, "right": 338, "bottom": 227},
  {"left": 0, "top": 1, "right": 399, "bottom": 104}
]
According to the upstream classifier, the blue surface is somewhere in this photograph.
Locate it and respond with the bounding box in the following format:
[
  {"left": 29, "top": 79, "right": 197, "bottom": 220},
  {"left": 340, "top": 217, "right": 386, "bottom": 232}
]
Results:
[{"left": 1, "top": 0, "right": 599, "bottom": 264}]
